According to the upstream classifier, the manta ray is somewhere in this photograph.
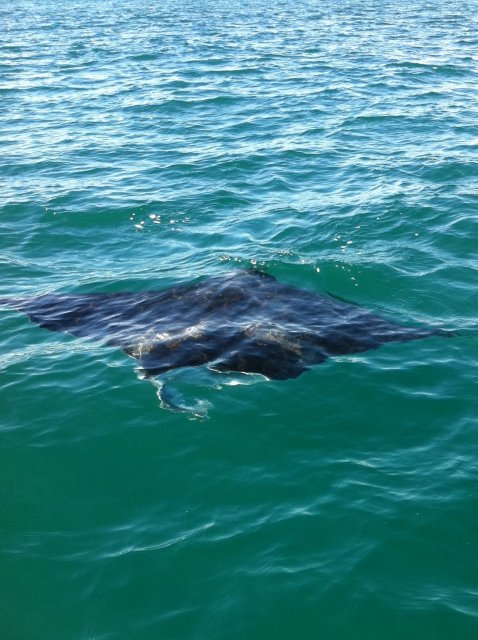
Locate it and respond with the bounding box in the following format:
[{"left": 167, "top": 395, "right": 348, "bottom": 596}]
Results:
[{"left": 0, "top": 270, "right": 449, "bottom": 412}]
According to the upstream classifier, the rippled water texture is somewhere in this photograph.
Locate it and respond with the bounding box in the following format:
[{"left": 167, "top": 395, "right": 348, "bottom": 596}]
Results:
[{"left": 1, "top": 1, "right": 477, "bottom": 639}]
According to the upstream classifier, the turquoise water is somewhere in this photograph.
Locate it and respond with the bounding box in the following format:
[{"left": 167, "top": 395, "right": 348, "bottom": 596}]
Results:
[{"left": 1, "top": 0, "right": 478, "bottom": 638}]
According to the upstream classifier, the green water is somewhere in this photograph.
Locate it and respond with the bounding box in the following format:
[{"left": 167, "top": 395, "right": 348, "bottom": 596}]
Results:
[{"left": 1, "top": 0, "right": 477, "bottom": 638}]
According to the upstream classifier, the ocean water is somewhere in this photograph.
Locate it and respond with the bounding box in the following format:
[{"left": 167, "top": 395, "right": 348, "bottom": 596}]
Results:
[{"left": 1, "top": 0, "right": 477, "bottom": 638}]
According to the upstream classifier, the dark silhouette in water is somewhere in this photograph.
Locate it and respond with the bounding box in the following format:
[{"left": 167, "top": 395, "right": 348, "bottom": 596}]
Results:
[{"left": 1, "top": 270, "right": 449, "bottom": 383}]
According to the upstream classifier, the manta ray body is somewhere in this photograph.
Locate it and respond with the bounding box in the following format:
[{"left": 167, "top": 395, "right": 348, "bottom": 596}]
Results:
[{"left": 1, "top": 271, "right": 446, "bottom": 388}]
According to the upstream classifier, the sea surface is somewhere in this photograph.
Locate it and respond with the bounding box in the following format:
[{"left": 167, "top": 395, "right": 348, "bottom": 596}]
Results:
[{"left": 1, "top": 1, "right": 477, "bottom": 638}]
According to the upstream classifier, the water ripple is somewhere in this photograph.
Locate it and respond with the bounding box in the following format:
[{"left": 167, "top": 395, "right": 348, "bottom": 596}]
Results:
[{"left": 1, "top": 0, "right": 478, "bottom": 638}]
